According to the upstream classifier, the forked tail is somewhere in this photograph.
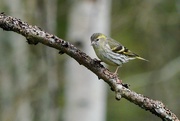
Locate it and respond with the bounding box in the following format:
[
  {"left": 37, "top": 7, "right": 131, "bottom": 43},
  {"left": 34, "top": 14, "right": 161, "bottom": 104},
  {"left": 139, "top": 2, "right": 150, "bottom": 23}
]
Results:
[{"left": 136, "top": 56, "right": 149, "bottom": 62}]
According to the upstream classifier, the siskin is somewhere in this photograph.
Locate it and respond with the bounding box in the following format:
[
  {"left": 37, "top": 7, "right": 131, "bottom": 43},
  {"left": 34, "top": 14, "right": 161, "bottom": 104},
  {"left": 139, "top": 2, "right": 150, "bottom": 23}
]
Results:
[{"left": 91, "top": 33, "right": 148, "bottom": 74}]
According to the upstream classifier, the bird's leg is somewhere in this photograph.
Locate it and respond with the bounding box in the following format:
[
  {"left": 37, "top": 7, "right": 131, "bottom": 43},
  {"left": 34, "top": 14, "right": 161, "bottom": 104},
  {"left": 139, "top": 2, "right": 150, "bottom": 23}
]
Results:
[
  {"left": 114, "top": 66, "right": 120, "bottom": 75},
  {"left": 114, "top": 66, "right": 123, "bottom": 84}
]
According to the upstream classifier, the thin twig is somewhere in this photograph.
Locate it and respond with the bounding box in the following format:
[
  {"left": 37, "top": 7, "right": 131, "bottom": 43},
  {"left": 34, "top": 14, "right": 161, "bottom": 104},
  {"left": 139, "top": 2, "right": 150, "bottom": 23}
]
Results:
[{"left": 0, "top": 13, "right": 179, "bottom": 121}]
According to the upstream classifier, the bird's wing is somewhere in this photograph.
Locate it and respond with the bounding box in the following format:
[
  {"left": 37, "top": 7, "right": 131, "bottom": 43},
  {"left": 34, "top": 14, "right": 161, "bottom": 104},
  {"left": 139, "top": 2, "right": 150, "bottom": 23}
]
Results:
[
  {"left": 107, "top": 38, "right": 136, "bottom": 56},
  {"left": 107, "top": 37, "right": 148, "bottom": 61},
  {"left": 106, "top": 38, "right": 122, "bottom": 49}
]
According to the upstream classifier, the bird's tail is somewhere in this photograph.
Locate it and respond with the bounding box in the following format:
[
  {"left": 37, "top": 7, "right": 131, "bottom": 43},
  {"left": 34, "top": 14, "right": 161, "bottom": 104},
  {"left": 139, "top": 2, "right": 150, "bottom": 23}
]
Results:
[{"left": 136, "top": 56, "right": 149, "bottom": 62}]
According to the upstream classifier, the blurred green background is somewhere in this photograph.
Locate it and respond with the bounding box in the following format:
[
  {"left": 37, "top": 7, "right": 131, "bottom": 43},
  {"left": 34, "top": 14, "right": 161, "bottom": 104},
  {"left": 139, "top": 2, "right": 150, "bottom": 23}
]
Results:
[{"left": 0, "top": 0, "right": 179, "bottom": 121}]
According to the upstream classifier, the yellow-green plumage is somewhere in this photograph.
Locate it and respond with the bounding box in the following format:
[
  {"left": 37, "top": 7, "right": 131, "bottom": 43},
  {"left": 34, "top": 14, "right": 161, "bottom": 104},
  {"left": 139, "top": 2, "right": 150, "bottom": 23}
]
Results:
[{"left": 90, "top": 33, "right": 148, "bottom": 73}]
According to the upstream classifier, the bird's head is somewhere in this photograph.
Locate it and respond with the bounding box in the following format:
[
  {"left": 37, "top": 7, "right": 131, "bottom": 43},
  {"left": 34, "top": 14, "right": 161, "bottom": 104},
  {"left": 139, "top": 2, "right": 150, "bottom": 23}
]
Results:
[{"left": 90, "top": 33, "right": 106, "bottom": 47}]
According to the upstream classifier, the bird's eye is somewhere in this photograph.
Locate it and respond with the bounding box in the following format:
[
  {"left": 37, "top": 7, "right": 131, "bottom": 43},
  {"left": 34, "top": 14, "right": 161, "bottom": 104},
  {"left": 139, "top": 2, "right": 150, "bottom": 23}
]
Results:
[{"left": 96, "top": 38, "right": 99, "bottom": 41}]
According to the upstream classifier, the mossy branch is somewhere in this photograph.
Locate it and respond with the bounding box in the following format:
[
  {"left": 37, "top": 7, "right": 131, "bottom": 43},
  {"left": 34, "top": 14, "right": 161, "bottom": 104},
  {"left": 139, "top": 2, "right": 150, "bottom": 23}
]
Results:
[{"left": 0, "top": 13, "right": 179, "bottom": 121}]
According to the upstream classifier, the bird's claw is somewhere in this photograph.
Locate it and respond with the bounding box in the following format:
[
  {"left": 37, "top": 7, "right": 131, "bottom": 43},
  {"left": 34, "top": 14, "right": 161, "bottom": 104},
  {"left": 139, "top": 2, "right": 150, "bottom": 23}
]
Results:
[{"left": 116, "top": 79, "right": 122, "bottom": 84}]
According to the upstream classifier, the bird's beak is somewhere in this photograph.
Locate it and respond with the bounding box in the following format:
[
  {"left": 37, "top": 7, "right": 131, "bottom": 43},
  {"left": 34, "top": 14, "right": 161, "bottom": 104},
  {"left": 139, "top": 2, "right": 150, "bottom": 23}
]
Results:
[{"left": 91, "top": 41, "right": 94, "bottom": 46}]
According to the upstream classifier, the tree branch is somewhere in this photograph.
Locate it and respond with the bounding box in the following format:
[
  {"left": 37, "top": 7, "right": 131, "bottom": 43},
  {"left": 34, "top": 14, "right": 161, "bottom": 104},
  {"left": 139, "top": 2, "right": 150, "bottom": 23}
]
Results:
[{"left": 0, "top": 13, "right": 179, "bottom": 121}]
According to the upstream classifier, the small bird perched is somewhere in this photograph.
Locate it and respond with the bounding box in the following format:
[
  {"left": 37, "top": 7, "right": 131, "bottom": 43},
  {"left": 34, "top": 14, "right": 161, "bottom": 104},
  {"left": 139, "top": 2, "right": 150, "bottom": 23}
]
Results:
[{"left": 91, "top": 33, "right": 148, "bottom": 74}]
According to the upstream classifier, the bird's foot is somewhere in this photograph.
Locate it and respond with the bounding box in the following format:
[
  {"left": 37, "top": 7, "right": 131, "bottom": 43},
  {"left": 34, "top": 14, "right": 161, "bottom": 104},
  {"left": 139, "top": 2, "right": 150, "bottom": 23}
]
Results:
[{"left": 116, "top": 79, "right": 122, "bottom": 84}]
